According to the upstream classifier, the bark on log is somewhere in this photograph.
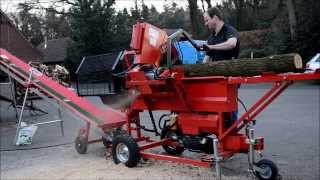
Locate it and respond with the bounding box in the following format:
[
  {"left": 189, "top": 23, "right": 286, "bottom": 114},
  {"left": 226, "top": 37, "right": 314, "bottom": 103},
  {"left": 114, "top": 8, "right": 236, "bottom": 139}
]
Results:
[{"left": 176, "top": 53, "right": 303, "bottom": 77}]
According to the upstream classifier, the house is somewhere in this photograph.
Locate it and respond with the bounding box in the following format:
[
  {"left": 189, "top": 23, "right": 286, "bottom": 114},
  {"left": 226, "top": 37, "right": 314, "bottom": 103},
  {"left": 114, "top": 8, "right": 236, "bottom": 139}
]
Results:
[
  {"left": 0, "top": 10, "right": 42, "bottom": 62},
  {"left": 37, "top": 37, "right": 73, "bottom": 65}
]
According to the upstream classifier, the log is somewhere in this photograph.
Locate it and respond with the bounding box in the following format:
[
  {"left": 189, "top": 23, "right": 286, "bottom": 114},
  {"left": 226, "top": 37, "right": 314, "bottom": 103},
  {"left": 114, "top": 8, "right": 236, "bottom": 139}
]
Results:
[{"left": 175, "top": 53, "right": 303, "bottom": 77}]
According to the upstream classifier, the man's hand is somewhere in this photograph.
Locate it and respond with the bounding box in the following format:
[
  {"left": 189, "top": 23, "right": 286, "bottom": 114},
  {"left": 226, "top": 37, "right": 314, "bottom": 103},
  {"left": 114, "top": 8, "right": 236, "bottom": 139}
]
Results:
[
  {"left": 200, "top": 38, "right": 238, "bottom": 52},
  {"left": 202, "top": 44, "right": 210, "bottom": 51}
]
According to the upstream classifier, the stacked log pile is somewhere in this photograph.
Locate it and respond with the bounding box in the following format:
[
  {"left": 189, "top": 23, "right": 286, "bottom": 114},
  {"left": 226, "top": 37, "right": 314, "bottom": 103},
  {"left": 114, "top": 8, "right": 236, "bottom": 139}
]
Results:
[{"left": 175, "top": 53, "right": 303, "bottom": 77}]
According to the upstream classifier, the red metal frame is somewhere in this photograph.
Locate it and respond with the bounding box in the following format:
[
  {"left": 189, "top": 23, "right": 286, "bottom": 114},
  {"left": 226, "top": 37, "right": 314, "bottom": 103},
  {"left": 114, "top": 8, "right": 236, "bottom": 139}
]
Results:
[
  {"left": 140, "top": 152, "right": 212, "bottom": 167},
  {"left": 221, "top": 81, "right": 292, "bottom": 141},
  {"left": 125, "top": 71, "right": 320, "bottom": 167},
  {"left": 121, "top": 23, "right": 320, "bottom": 167}
]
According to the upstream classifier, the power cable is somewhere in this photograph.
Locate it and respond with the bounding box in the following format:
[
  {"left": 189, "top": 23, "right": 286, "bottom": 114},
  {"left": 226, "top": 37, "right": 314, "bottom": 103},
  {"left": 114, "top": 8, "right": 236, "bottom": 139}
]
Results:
[
  {"left": 238, "top": 97, "right": 248, "bottom": 113},
  {"left": 0, "top": 141, "right": 73, "bottom": 152}
]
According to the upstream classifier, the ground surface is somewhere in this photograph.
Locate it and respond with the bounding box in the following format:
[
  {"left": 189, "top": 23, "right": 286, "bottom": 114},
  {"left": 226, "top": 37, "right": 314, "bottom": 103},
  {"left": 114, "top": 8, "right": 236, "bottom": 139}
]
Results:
[{"left": 0, "top": 82, "right": 319, "bottom": 180}]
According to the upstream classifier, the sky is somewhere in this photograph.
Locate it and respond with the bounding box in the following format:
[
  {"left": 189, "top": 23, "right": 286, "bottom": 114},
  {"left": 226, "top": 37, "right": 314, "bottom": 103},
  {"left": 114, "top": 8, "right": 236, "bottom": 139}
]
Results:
[{"left": 0, "top": 0, "right": 221, "bottom": 13}]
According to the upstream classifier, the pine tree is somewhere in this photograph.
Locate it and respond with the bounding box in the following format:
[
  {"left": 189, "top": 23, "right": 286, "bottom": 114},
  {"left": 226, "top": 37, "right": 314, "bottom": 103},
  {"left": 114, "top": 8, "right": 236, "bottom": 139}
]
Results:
[{"left": 64, "top": 0, "right": 117, "bottom": 76}]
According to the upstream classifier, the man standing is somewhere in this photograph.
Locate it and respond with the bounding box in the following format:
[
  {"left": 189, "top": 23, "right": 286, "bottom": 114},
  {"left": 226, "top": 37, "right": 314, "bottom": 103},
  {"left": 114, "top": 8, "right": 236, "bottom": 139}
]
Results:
[
  {"left": 202, "top": 7, "right": 240, "bottom": 125},
  {"left": 202, "top": 7, "right": 240, "bottom": 63}
]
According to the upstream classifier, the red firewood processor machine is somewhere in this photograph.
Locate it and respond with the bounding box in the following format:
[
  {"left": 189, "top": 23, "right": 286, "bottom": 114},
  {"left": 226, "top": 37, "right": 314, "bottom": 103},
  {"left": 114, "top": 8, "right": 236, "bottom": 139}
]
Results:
[
  {"left": 1, "top": 22, "right": 319, "bottom": 180},
  {"left": 108, "top": 22, "right": 320, "bottom": 180}
]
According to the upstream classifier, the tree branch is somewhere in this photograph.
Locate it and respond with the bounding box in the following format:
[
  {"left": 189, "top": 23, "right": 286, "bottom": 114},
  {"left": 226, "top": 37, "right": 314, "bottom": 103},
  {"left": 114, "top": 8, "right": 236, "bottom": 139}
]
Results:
[{"left": 205, "top": 0, "right": 212, "bottom": 8}]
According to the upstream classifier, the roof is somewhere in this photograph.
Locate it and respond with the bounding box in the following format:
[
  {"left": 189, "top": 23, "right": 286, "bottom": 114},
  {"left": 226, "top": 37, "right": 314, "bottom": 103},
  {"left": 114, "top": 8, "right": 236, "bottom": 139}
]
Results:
[
  {"left": 0, "top": 10, "right": 42, "bottom": 62},
  {"left": 0, "top": 10, "right": 15, "bottom": 27},
  {"left": 37, "top": 37, "right": 72, "bottom": 64}
]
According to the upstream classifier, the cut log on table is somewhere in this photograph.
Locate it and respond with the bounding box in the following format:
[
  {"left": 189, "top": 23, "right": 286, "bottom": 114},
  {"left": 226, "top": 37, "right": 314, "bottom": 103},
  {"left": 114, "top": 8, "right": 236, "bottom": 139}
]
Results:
[{"left": 175, "top": 53, "right": 303, "bottom": 77}]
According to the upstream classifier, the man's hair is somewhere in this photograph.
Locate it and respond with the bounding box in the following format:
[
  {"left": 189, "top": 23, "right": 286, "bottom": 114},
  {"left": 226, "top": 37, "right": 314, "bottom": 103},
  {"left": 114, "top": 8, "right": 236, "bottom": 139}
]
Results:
[{"left": 206, "top": 7, "right": 223, "bottom": 20}]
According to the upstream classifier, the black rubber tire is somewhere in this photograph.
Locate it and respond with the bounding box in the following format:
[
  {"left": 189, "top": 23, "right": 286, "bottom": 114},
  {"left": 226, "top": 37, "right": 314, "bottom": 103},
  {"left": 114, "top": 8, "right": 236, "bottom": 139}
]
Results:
[
  {"left": 102, "top": 129, "right": 127, "bottom": 148},
  {"left": 102, "top": 129, "right": 128, "bottom": 148},
  {"left": 255, "top": 159, "right": 279, "bottom": 180},
  {"left": 113, "top": 129, "right": 127, "bottom": 136},
  {"left": 75, "top": 136, "right": 87, "bottom": 154},
  {"left": 112, "top": 134, "right": 140, "bottom": 168},
  {"left": 160, "top": 128, "right": 184, "bottom": 155}
]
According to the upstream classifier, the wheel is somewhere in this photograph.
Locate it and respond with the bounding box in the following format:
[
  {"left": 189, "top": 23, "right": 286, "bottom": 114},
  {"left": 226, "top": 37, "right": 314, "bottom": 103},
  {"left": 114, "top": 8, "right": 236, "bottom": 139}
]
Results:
[
  {"left": 103, "top": 129, "right": 128, "bottom": 148},
  {"left": 113, "top": 129, "right": 127, "bottom": 136},
  {"left": 102, "top": 128, "right": 127, "bottom": 148},
  {"left": 255, "top": 159, "right": 279, "bottom": 180},
  {"left": 112, "top": 134, "right": 140, "bottom": 167},
  {"left": 101, "top": 129, "right": 128, "bottom": 148},
  {"left": 102, "top": 136, "right": 111, "bottom": 148},
  {"left": 160, "top": 128, "right": 184, "bottom": 155},
  {"left": 75, "top": 136, "right": 87, "bottom": 154}
]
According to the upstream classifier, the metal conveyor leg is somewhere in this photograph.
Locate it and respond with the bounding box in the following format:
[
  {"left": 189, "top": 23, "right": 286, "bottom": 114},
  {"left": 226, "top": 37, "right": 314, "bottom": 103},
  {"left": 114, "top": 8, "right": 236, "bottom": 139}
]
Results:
[
  {"left": 57, "top": 101, "right": 64, "bottom": 136},
  {"left": 213, "top": 138, "right": 222, "bottom": 180},
  {"left": 248, "top": 128, "right": 256, "bottom": 174},
  {"left": 13, "top": 70, "right": 33, "bottom": 144}
]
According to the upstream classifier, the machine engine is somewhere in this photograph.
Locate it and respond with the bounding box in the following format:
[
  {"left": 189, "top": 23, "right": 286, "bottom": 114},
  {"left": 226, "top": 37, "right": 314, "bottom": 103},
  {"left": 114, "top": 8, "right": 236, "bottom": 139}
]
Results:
[
  {"left": 181, "top": 135, "right": 214, "bottom": 154},
  {"left": 160, "top": 113, "right": 216, "bottom": 154}
]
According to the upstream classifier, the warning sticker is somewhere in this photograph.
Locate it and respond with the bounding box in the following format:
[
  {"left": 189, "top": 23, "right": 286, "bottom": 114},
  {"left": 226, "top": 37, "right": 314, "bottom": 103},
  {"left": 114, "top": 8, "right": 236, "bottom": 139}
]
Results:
[{"left": 149, "top": 27, "right": 159, "bottom": 47}]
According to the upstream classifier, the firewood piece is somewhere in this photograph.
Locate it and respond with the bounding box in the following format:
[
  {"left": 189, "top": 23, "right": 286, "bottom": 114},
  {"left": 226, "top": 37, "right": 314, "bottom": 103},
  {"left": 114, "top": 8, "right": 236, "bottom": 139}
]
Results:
[{"left": 176, "top": 53, "right": 303, "bottom": 77}]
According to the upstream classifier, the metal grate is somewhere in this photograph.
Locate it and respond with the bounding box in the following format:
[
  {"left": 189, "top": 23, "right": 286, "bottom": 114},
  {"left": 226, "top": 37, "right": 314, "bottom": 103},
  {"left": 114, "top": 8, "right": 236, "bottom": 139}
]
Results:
[{"left": 75, "top": 51, "right": 125, "bottom": 96}]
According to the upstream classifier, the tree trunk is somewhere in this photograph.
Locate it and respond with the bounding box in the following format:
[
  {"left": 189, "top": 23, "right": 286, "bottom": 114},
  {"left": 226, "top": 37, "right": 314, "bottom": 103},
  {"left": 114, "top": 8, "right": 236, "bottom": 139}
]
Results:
[
  {"left": 286, "top": 0, "right": 297, "bottom": 40},
  {"left": 205, "top": 0, "right": 212, "bottom": 8},
  {"left": 233, "top": 0, "right": 245, "bottom": 29},
  {"left": 176, "top": 53, "right": 303, "bottom": 77},
  {"left": 201, "top": 0, "right": 205, "bottom": 12},
  {"left": 187, "top": 0, "right": 201, "bottom": 38}
]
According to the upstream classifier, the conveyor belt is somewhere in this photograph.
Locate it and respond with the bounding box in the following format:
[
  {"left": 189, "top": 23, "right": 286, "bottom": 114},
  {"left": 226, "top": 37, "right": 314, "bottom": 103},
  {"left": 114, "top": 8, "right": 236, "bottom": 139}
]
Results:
[{"left": 0, "top": 48, "right": 126, "bottom": 129}]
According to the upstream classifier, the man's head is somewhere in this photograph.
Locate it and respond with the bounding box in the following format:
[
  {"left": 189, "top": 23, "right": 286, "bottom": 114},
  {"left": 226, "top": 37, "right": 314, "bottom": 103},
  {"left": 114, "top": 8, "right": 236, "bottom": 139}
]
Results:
[{"left": 203, "top": 7, "right": 223, "bottom": 31}]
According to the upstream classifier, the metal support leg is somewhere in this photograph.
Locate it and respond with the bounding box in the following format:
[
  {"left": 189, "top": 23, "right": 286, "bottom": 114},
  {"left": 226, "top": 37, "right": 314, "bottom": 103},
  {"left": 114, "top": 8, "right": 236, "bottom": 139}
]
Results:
[
  {"left": 85, "top": 122, "right": 90, "bottom": 141},
  {"left": 13, "top": 70, "right": 33, "bottom": 144},
  {"left": 213, "top": 138, "right": 222, "bottom": 180},
  {"left": 57, "top": 101, "right": 64, "bottom": 136},
  {"left": 248, "top": 128, "right": 255, "bottom": 172},
  {"left": 8, "top": 73, "right": 18, "bottom": 120}
]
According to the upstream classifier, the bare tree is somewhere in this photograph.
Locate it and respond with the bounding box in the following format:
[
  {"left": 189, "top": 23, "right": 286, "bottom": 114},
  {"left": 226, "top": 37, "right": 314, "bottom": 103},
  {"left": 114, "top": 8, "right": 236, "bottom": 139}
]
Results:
[
  {"left": 200, "top": 0, "right": 212, "bottom": 12},
  {"left": 286, "top": 0, "right": 297, "bottom": 40},
  {"left": 205, "top": 0, "right": 212, "bottom": 8},
  {"left": 232, "top": 0, "right": 245, "bottom": 29},
  {"left": 201, "top": 0, "right": 206, "bottom": 11},
  {"left": 187, "top": 0, "right": 202, "bottom": 37}
]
